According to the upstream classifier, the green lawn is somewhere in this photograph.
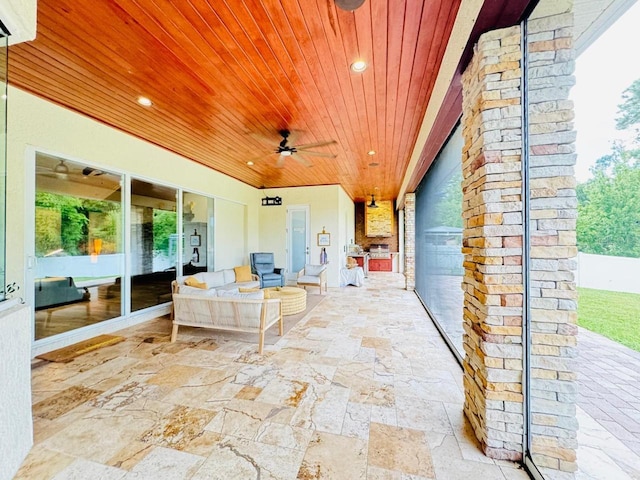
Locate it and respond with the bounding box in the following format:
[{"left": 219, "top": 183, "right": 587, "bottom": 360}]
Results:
[{"left": 578, "top": 287, "right": 640, "bottom": 352}]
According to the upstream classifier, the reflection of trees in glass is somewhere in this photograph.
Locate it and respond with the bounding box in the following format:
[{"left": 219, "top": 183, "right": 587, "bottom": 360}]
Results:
[
  {"left": 88, "top": 211, "right": 121, "bottom": 254},
  {"left": 431, "top": 170, "right": 463, "bottom": 229},
  {"left": 35, "top": 207, "right": 62, "bottom": 256},
  {"left": 153, "top": 210, "right": 176, "bottom": 255},
  {"left": 35, "top": 192, "right": 120, "bottom": 257}
]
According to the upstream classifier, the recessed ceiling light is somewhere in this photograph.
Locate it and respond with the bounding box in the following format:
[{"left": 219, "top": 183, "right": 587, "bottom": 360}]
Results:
[
  {"left": 367, "top": 150, "right": 376, "bottom": 156},
  {"left": 369, "top": 162, "right": 379, "bottom": 167},
  {"left": 350, "top": 60, "right": 367, "bottom": 73},
  {"left": 247, "top": 161, "right": 254, "bottom": 166},
  {"left": 137, "top": 96, "right": 153, "bottom": 107}
]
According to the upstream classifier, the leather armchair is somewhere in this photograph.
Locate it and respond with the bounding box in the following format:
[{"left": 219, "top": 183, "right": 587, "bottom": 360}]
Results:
[{"left": 249, "top": 252, "right": 285, "bottom": 288}]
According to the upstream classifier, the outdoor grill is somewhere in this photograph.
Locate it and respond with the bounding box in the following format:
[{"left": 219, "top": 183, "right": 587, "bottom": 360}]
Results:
[{"left": 368, "top": 243, "right": 390, "bottom": 259}]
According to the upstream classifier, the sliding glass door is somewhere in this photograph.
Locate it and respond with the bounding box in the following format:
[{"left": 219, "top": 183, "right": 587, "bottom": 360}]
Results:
[
  {"left": 34, "top": 154, "right": 124, "bottom": 339},
  {"left": 129, "top": 179, "right": 177, "bottom": 312}
]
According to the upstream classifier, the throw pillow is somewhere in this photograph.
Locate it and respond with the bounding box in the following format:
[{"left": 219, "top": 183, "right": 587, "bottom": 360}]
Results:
[
  {"left": 234, "top": 265, "right": 253, "bottom": 282},
  {"left": 184, "top": 276, "right": 207, "bottom": 289},
  {"left": 179, "top": 285, "right": 217, "bottom": 296},
  {"left": 239, "top": 287, "right": 270, "bottom": 299}
]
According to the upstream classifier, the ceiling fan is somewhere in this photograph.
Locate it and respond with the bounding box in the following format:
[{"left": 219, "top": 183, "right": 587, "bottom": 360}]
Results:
[
  {"left": 37, "top": 159, "right": 106, "bottom": 179},
  {"left": 253, "top": 129, "right": 337, "bottom": 168}
]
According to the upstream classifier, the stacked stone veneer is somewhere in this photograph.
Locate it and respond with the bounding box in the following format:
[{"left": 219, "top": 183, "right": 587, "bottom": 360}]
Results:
[
  {"left": 404, "top": 193, "right": 416, "bottom": 291},
  {"left": 461, "top": 24, "right": 526, "bottom": 462},
  {"left": 460, "top": 11, "right": 578, "bottom": 473},
  {"left": 527, "top": 11, "right": 578, "bottom": 475}
]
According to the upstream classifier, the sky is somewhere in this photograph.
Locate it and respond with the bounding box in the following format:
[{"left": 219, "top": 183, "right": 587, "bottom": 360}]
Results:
[{"left": 570, "top": 0, "right": 640, "bottom": 182}]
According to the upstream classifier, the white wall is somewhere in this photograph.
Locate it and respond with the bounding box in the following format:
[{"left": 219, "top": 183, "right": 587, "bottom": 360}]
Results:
[
  {"left": 576, "top": 252, "right": 640, "bottom": 294},
  {"left": 215, "top": 198, "right": 248, "bottom": 270},
  {"left": 0, "top": 301, "right": 32, "bottom": 480},
  {"left": 258, "top": 185, "right": 354, "bottom": 287}
]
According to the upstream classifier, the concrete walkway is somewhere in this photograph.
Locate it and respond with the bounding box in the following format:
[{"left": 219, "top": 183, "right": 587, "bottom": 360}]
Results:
[{"left": 575, "top": 328, "right": 640, "bottom": 479}]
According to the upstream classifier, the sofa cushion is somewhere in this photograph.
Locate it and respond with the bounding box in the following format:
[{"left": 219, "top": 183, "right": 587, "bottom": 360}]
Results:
[
  {"left": 222, "top": 269, "right": 236, "bottom": 284},
  {"left": 201, "top": 271, "right": 226, "bottom": 288},
  {"left": 240, "top": 287, "right": 271, "bottom": 299},
  {"left": 217, "top": 288, "right": 264, "bottom": 300},
  {"left": 234, "top": 265, "right": 253, "bottom": 282},
  {"left": 304, "top": 264, "right": 325, "bottom": 276},
  {"left": 298, "top": 275, "right": 321, "bottom": 285},
  {"left": 184, "top": 276, "right": 207, "bottom": 289},
  {"left": 179, "top": 285, "right": 217, "bottom": 296}
]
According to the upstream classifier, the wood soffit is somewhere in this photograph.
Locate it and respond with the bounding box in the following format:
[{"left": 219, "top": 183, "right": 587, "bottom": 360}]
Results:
[{"left": 9, "top": 0, "right": 532, "bottom": 203}]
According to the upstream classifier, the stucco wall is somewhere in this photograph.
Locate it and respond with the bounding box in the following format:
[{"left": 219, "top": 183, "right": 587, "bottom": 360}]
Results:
[
  {"left": 0, "top": 301, "right": 32, "bottom": 480},
  {"left": 258, "top": 185, "right": 354, "bottom": 287}
]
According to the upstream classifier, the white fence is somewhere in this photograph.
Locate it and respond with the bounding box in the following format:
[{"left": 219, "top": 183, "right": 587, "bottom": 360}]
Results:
[{"left": 576, "top": 252, "right": 640, "bottom": 294}]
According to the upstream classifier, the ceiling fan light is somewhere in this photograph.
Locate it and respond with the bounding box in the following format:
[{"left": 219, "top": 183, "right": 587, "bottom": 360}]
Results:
[
  {"left": 53, "top": 160, "right": 69, "bottom": 175},
  {"left": 335, "top": 0, "right": 365, "bottom": 11}
]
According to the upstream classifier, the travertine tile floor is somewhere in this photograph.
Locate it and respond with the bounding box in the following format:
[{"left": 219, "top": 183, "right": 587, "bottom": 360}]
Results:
[{"left": 16, "top": 273, "right": 530, "bottom": 479}]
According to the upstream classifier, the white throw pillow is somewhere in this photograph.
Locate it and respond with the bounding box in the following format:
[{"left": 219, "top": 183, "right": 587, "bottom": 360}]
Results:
[
  {"left": 304, "top": 264, "right": 325, "bottom": 276},
  {"left": 201, "top": 271, "right": 226, "bottom": 288},
  {"left": 179, "top": 285, "right": 217, "bottom": 297},
  {"left": 222, "top": 269, "right": 236, "bottom": 284}
]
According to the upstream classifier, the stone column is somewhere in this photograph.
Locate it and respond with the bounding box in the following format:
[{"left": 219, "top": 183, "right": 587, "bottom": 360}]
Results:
[
  {"left": 460, "top": 10, "right": 578, "bottom": 473},
  {"left": 404, "top": 193, "right": 415, "bottom": 290},
  {"left": 527, "top": 10, "right": 578, "bottom": 475},
  {"left": 461, "top": 25, "right": 525, "bottom": 462}
]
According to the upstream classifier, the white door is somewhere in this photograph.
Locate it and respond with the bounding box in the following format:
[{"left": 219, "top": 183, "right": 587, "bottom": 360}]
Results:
[{"left": 287, "top": 205, "right": 310, "bottom": 279}]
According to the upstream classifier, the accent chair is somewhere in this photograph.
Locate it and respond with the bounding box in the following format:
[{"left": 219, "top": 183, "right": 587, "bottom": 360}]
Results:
[
  {"left": 249, "top": 252, "right": 285, "bottom": 288},
  {"left": 296, "top": 264, "right": 328, "bottom": 294}
]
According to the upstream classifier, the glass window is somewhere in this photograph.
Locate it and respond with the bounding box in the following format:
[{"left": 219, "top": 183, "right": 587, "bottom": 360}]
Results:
[
  {"left": 181, "top": 191, "right": 214, "bottom": 274},
  {"left": 0, "top": 34, "right": 7, "bottom": 301},
  {"left": 415, "top": 123, "right": 465, "bottom": 358},
  {"left": 34, "top": 154, "right": 124, "bottom": 339},
  {"left": 130, "top": 179, "right": 177, "bottom": 312}
]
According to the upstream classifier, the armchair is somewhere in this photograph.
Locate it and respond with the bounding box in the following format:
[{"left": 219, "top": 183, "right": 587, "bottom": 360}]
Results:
[
  {"left": 296, "top": 264, "right": 328, "bottom": 294},
  {"left": 249, "top": 252, "right": 285, "bottom": 288}
]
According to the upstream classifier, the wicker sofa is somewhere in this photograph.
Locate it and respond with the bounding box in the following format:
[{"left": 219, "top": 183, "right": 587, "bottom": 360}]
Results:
[
  {"left": 172, "top": 268, "right": 260, "bottom": 295},
  {"left": 171, "top": 290, "right": 283, "bottom": 354}
]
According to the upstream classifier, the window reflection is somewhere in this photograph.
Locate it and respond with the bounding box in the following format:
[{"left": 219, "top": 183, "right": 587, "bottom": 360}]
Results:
[
  {"left": 34, "top": 154, "right": 123, "bottom": 339},
  {"left": 415, "top": 123, "right": 465, "bottom": 358},
  {"left": 181, "top": 191, "right": 213, "bottom": 274},
  {"left": 129, "top": 179, "right": 177, "bottom": 312}
]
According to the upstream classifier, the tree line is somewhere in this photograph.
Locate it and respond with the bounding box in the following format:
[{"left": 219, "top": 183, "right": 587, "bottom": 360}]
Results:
[{"left": 576, "top": 78, "right": 640, "bottom": 258}]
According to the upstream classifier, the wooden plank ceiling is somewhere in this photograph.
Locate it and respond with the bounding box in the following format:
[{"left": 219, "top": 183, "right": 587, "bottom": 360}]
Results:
[{"left": 9, "top": 0, "right": 463, "bottom": 203}]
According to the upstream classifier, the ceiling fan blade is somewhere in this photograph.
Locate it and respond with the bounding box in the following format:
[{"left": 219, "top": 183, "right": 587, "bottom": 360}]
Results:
[
  {"left": 296, "top": 150, "right": 337, "bottom": 158},
  {"left": 276, "top": 155, "right": 286, "bottom": 168},
  {"left": 296, "top": 140, "right": 337, "bottom": 150},
  {"left": 249, "top": 132, "right": 279, "bottom": 145},
  {"left": 246, "top": 151, "right": 277, "bottom": 162},
  {"left": 292, "top": 153, "right": 313, "bottom": 167}
]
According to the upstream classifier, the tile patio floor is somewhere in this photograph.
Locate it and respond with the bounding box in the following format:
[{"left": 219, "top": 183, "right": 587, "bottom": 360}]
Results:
[
  {"left": 16, "top": 272, "right": 530, "bottom": 480},
  {"left": 574, "top": 328, "right": 640, "bottom": 480}
]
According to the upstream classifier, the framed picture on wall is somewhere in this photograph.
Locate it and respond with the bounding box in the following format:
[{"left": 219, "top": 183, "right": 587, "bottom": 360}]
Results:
[
  {"left": 317, "top": 232, "right": 330, "bottom": 246},
  {"left": 190, "top": 234, "right": 201, "bottom": 247}
]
